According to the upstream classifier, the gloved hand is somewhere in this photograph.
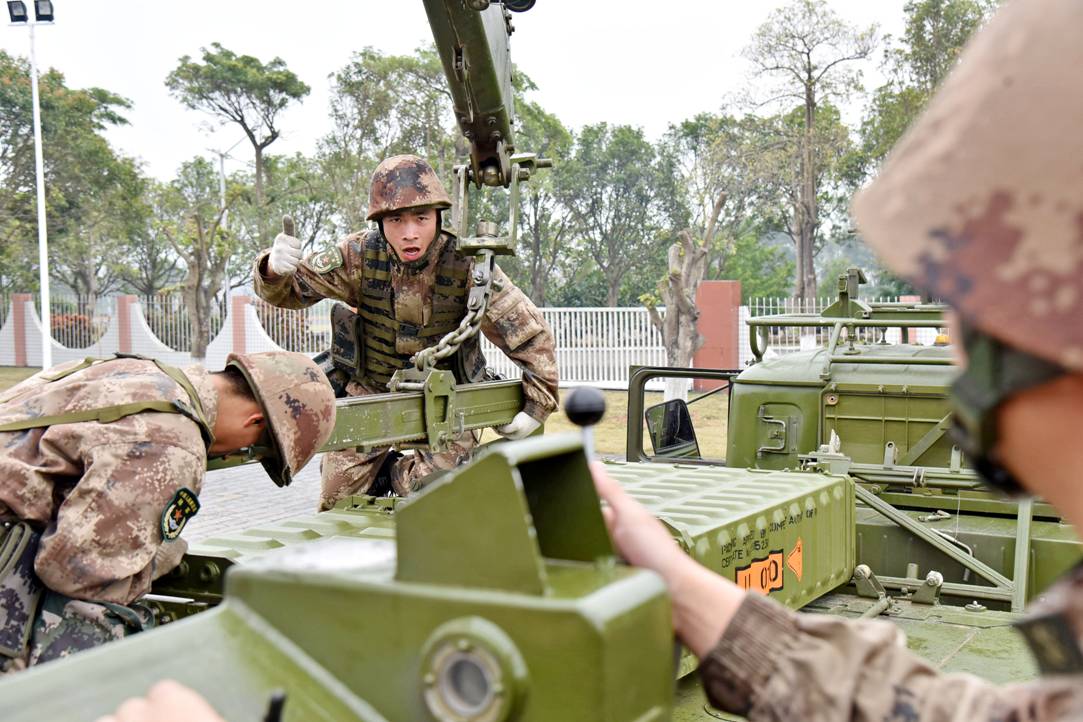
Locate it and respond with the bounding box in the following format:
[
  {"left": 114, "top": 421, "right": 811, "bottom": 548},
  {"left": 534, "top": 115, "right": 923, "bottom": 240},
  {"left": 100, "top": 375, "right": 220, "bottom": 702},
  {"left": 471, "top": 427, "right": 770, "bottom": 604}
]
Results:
[
  {"left": 495, "top": 411, "right": 541, "bottom": 440},
  {"left": 268, "top": 215, "right": 303, "bottom": 276}
]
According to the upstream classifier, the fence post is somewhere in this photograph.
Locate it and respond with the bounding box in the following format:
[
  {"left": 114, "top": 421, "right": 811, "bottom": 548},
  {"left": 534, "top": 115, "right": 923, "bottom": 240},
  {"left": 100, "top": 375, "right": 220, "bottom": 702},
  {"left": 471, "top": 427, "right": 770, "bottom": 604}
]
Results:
[
  {"left": 232, "top": 295, "right": 251, "bottom": 356},
  {"left": 901, "top": 295, "right": 921, "bottom": 343},
  {"left": 693, "top": 281, "right": 741, "bottom": 390},
  {"left": 116, "top": 295, "right": 136, "bottom": 355},
  {"left": 12, "top": 294, "right": 30, "bottom": 367}
]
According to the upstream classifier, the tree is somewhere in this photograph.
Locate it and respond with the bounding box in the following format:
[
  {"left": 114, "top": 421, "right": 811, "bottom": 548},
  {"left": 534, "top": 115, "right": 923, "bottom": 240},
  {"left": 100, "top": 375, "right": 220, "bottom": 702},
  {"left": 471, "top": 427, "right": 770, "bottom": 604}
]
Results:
[
  {"left": 227, "top": 152, "right": 336, "bottom": 289},
  {"left": 166, "top": 43, "right": 309, "bottom": 245},
  {"left": 859, "top": 0, "right": 992, "bottom": 170},
  {"left": 0, "top": 51, "right": 134, "bottom": 302},
  {"left": 156, "top": 159, "right": 240, "bottom": 360},
  {"left": 49, "top": 157, "right": 148, "bottom": 316},
  {"left": 120, "top": 220, "right": 184, "bottom": 300},
  {"left": 557, "top": 123, "right": 683, "bottom": 307},
  {"left": 321, "top": 47, "right": 460, "bottom": 233},
  {"left": 744, "top": 0, "right": 876, "bottom": 300},
  {"left": 507, "top": 98, "right": 573, "bottom": 305}
]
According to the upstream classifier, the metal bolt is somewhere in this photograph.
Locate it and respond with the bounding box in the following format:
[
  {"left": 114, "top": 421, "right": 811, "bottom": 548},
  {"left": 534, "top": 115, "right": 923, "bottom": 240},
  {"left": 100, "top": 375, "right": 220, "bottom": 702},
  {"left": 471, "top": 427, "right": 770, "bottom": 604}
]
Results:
[
  {"left": 423, "top": 673, "right": 436, "bottom": 687},
  {"left": 456, "top": 639, "right": 473, "bottom": 652},
  {"left": 964, "top": 601, "right": 987, "bottom": 612}
]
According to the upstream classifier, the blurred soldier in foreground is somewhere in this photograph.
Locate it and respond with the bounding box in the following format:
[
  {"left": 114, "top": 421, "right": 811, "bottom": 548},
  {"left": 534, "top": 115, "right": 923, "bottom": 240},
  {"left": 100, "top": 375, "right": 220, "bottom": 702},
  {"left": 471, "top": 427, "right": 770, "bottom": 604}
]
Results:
[
  {"left": 594, "top": 0, "right": 1083, "bottom": 719},
  {"left": 0, "top": 352, "right": 336, "bottom": 674},
  {"left": 254, "top": 154, "right": 559, "bottom": 510}
]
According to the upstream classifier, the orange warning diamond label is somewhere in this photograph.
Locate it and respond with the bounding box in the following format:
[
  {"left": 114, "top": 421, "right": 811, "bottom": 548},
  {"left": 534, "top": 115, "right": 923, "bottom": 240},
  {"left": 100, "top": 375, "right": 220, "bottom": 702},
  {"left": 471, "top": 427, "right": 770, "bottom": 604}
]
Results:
[
  {"left": 736, "top": 550, "right": 784, "bottom": 595},
  {"left": 787, "top": 538, "right": 804, "bottom": 581}
]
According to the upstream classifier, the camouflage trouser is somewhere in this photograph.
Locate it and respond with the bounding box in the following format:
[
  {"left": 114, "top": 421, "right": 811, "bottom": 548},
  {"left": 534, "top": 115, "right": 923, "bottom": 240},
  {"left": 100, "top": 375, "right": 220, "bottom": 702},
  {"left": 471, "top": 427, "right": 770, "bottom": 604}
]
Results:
[
  {"left": 0, "top": 591, "right": 155, "bottom": 676},
  {"left": 0, "top": 521, "right": 154, "bottom": 676},
  {"left": 319, "top": 381, "right": 478, "bottom": 511}
]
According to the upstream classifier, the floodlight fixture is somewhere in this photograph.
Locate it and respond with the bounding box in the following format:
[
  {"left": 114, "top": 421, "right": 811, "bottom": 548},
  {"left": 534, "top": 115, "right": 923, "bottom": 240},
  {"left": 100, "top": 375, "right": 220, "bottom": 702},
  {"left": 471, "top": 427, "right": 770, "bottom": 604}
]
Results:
[
  {"left": 7, "top": 1, "right": 28, "bottom": 23},
  {"left": 33, "top": 0, "right": 51, "bottom": 22}
]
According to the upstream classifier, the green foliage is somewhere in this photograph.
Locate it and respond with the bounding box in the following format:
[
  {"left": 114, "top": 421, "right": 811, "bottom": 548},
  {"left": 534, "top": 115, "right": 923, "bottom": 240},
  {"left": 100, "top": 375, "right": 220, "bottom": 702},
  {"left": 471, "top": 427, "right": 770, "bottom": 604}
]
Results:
[
  {"left": 717, "top": 233, "right": 794, "bottom": 302},
  {"left": 858, "top": 0, "right": 992, "bottom": 173},
  {"left": 166, "top": 43, "right": 309, "bottom": 247},
  {"left": 0, "top": 51, "right": 140, "bottom": 301},
  {"left": 321, "top": 47, "right": 460, "bottom": 233},
  {"left": 556, "top": 123, "right": 683, "bottom": 306},
  {"left": 165, "top": 43, "right": 310, "bottom": 141}
]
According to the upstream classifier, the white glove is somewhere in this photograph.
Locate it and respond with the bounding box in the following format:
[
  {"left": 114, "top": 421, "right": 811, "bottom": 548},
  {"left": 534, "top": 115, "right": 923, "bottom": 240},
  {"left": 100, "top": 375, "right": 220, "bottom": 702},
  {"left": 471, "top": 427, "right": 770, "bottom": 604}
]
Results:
[
  {"left": 268, "top": 215, "right": 303, "bottom": 276},
  {"left": 495, "top": 411, "right": 542, "bottom": 440}
]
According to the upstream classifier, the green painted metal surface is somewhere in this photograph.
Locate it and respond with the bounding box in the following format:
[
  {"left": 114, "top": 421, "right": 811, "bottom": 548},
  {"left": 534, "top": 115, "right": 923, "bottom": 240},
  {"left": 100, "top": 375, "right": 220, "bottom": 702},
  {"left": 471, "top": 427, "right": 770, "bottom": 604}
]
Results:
[
  {"left": 726, "top": 344, "right": 956, "bottom": 471},
  {"left": 5, "top": 437, "right": 676, "bottom": 722},
  {"left": 603, "top": 462, "right": 855, "bottom": 611}
]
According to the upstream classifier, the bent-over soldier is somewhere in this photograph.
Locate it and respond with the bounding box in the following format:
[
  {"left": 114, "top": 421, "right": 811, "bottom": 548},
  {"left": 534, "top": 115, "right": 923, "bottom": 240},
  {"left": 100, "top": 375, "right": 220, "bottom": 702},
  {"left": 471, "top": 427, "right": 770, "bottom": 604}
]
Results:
[
  {"left": 254, "top": 154, "right": 559, "bottom": 510},
  {"left": 0, "top": 351, "right": 335, "bottom": 673}
]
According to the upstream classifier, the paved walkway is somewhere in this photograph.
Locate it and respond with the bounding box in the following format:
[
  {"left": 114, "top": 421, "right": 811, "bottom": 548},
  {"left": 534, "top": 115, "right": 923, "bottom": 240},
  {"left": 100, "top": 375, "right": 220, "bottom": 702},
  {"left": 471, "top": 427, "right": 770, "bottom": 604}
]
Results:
[{"left": 183, "top": 455, "right": 324, "bottom": 543}]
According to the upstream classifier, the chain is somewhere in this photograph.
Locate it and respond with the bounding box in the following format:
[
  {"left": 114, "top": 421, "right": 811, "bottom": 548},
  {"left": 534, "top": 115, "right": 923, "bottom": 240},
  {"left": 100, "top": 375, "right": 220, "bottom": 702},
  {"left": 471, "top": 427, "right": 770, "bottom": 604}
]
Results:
[{"left": 411, "top": 250, "right": 496, "bottom": 371}]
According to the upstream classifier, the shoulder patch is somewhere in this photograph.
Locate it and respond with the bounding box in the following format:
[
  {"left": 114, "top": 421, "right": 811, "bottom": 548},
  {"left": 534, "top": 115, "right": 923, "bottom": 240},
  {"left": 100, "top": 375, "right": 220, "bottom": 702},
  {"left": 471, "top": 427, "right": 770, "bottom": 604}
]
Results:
[
  {"left": 161, "top": 487, "right": 200, "bottom": 541},
  {"left": 310, "top": 246, "right": 344, "bottom": 274}
]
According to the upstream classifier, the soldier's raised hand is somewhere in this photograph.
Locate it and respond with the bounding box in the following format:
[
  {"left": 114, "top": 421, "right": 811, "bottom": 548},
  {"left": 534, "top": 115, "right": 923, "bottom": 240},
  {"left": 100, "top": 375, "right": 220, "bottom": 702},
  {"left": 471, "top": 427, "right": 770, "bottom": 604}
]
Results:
[{"left": 269, "top": 215, "right": 303, "bottom": 276}]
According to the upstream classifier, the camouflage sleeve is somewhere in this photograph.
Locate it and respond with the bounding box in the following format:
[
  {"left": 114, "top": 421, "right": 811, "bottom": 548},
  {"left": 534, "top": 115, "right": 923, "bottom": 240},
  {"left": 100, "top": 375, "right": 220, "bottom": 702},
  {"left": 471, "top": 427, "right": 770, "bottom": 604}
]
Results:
[
  {"left": 33, "top": 441, "right": 204, "bottom": 606},
  {"left": 480, "top": 265, "right": 559, "bottom": 422},
  {"left": 253, "top": 236, "right": 362, "bottom": 310},
  {"left": 699, "top": 593, "right": 1083, "bottom": 722}
]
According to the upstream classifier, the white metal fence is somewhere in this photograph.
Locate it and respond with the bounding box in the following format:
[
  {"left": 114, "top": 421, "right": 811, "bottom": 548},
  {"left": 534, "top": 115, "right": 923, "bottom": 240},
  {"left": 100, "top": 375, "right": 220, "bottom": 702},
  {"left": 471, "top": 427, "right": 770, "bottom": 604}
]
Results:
[
  {"left": 252, "top": 298, "right": 336, "bottom": 354},
  {"left": 140, "top": 295, "right": 226, "bottom": 353},
  {"left": 3, "top": 292, "right": 947, "bottom": 388},
  {"left": 481, "top": 307, "right": 667, "bottom": 390}
]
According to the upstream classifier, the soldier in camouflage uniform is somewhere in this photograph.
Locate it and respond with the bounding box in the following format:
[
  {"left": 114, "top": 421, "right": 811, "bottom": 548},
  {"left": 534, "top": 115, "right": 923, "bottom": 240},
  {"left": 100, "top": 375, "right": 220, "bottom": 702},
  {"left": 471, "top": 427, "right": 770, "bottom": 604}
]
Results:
[
  {"left": 592, "top": 0, "right": 1083, "bottom": 719},
  {"left": 0, "top": 351, "right": 335, "bottom": 674},
  {"left": 254, "top": 154, "right": 559, "bottom": 511}
]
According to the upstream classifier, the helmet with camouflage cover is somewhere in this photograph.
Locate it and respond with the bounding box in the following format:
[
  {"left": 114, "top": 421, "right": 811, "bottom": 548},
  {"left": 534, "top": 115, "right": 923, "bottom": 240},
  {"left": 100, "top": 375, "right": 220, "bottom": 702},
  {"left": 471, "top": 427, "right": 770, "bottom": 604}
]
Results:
[
  {"left": 226, "top": 351, "right": 336, "bottom": 487},
  {"left": 366, "top": 154, "right": 452, "bottom": 221},
  {"left": 852, "top": 0, "right": 1083, "bottom": 373},
  {"left": 852, "top": 0, "right": 1082, "bottom": 494}
]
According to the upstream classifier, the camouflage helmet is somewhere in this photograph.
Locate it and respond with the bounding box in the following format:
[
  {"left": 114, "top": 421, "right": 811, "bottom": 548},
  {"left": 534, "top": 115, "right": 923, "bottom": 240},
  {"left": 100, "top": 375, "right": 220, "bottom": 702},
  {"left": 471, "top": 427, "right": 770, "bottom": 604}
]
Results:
[
  {"left": 852, "top": 0, "right": 1083, "bottom": 373},
  {"left": 226, "top": 351, "right": 336, "bottom": 487},
  {"left": 366, "top": 154, "right": 452, "bottom": 221}
]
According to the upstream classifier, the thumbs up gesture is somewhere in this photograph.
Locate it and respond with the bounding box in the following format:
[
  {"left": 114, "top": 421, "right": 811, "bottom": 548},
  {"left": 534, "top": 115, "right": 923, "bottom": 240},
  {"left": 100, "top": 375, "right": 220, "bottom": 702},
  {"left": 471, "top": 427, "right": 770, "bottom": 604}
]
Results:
[{"left": 269, "top": 216, "right": 303, "bottom": 276}]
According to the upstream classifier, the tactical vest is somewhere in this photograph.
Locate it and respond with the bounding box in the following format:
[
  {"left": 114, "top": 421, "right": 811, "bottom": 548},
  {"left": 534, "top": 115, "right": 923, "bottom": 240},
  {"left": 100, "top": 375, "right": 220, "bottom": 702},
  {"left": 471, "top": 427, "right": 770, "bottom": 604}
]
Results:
[{"left": 355, "top": 230, "right": 487, "bottom": 387}]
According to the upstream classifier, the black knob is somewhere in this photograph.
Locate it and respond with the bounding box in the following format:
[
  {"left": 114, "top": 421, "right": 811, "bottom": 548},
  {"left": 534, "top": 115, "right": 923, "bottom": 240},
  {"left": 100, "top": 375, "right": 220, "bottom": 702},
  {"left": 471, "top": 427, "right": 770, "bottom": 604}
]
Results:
[{"left": 564, "top": 387, "right": 606, "bottom": 428}]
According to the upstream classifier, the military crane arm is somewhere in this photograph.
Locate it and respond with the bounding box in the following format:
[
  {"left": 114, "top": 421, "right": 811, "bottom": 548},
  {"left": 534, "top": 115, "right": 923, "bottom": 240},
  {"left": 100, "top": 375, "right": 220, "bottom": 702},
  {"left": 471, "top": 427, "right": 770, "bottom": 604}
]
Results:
[{"left": 421, "top": 0, "right": 536, "bottom": 189}]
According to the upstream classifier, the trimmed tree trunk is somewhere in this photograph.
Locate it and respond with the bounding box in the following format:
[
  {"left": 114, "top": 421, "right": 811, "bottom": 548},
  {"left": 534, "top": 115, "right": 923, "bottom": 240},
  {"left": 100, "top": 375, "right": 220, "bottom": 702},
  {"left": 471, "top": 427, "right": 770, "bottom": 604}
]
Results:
[{"left": 644, "top": 192, "right": 727, "bottom": 401}]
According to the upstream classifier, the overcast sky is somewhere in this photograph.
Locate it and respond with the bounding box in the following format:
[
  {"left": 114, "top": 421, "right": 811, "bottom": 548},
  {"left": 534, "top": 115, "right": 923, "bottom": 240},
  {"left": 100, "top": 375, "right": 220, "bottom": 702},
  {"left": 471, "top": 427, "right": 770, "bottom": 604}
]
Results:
[{"left": 1, "top": 1, "right": 906, "bottom": 181}]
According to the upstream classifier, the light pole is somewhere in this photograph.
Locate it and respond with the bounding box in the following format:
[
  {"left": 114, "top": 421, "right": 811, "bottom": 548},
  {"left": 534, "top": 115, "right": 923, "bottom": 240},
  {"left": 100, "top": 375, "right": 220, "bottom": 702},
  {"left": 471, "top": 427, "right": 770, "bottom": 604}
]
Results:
[{"left": 8, "top": 0, "right": 55, "bottom": 369}]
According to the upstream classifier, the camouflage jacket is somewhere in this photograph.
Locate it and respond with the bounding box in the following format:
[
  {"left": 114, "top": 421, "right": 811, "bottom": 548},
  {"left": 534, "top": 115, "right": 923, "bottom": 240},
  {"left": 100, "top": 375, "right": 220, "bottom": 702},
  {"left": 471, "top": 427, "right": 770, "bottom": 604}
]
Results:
[
  {"left": 0, "top": 358, "right": 216, "bottom": 606},
  {"left": 699, "top": 570, "right": 1083, "bottom": 721},
  {"left": 254, "top": 230, "right": 559, "bottom": 421}
]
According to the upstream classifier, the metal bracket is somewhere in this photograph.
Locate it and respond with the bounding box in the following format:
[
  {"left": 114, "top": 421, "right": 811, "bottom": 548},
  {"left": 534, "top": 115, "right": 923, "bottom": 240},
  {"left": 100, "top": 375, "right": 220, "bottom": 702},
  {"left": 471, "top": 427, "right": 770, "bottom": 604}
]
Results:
[
  {"left": 911, "top": 571, "right": 944, "bottom": 605},
  {"left": 853, "top": 564, "right": 887, "bottom": 600},
  {"left": 388, "top": 368, "right": 458, "bottom": 453}
]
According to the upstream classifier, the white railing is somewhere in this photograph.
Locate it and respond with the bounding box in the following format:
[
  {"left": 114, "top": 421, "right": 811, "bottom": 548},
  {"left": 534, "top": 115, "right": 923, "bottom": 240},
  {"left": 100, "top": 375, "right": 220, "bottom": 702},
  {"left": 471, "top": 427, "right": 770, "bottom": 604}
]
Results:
[
  {"left": 47, "top": 292, "right": 113, "bottom": 349},
  {"left": 481, "top": 307, "right": 668, "bottom": 390},
  {"left": 141, "top": 295, "right": 225, "bottom": 353},
  {"left": 252, "top": 298, "right": 337, "bottom": 355},
  {"left": 3, "top": 292, "right": 946, "bottom": 388}
]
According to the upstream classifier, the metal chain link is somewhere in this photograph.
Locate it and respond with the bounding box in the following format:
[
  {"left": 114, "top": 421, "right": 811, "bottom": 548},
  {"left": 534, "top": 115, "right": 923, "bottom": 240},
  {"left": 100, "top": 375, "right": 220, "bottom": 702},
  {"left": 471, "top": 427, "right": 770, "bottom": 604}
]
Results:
[{"left": 411, "top": 250, "right": 495, "bottom": 371}]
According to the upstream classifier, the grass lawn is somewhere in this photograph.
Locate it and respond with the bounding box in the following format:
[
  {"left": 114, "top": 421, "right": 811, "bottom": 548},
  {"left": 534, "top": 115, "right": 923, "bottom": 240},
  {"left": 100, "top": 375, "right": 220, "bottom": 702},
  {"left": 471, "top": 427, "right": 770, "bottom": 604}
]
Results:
[{"left": 0, "top": 367, "right": 37, "bottom": 393}]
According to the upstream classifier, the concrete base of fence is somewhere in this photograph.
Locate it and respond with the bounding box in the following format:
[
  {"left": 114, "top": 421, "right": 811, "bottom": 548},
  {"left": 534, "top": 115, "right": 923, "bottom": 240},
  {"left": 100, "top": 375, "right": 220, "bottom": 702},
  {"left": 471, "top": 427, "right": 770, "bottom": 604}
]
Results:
[
  {"left": 0, "top": 294, "right": 281, "bottom": 372},
  {"left": 0, "top": 294, "right": 122, "bottom": 367}
]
